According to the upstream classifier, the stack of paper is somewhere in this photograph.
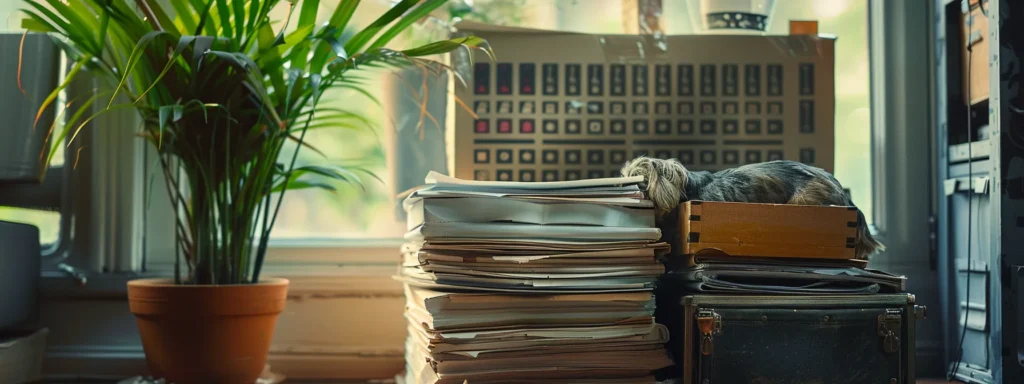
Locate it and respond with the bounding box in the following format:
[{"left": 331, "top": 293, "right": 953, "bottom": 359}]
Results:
[
  {"left": 398, "top": 172, "right": 673, "bottom": 383},
  {"left": 670, "top": 255, "right": 907, "bottom": 295}
]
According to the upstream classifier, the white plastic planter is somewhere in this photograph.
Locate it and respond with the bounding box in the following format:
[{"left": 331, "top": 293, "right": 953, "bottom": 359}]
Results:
[{"left": 689, "top": 0, "right": 777, "bottom": 34}]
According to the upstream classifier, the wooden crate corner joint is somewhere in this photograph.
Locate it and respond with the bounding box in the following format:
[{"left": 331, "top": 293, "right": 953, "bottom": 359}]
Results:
[{"left": 679, "top": 200, "right": 860, "bottom": 260}]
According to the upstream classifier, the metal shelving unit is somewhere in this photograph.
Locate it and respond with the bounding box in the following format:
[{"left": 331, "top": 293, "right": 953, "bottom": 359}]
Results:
[{"left": 934, "top": 0, "right": 1024, "bottom": 382}]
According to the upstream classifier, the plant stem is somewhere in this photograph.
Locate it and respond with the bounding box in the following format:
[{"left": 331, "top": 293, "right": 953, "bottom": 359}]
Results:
[
  {"left": 251, "top": 95, "right": 317, "bottom": 283},
  {"left": 174, "top": 220, "right": 181, "bottom": 284},
  {"left": 157, "top": 154, "right": 195, "bottom": 255},
  {"left": 134, "top": 0, "right": 163, "bottom": 32}
]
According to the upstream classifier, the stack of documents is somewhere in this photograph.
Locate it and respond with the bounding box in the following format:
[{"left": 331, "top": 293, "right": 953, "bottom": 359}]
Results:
[
  {"left": 670, "top": 255, "right": 907, "bottom": 295},
  {"left": 398, "top": 172, "right": 673, "bottom": 383}
]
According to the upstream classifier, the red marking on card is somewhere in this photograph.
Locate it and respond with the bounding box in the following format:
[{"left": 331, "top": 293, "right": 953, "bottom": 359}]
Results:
[
  {"left": 477, "top": 85, "right": 486, "bottom": 93},
  {"left": 475, "top": 121, "right": 489, "bottom": 133},
  {"left": 523, "top": 85, "right": 532, "bottom": 93},
  {"left": 498, "top": 121, "right": 511, "bottom": 133},
  {"left": 499, "top": 85, "right": 510, "bottom": 93},
  {"left": 521, "top": 121, "right": 534, "bottom": 133}
]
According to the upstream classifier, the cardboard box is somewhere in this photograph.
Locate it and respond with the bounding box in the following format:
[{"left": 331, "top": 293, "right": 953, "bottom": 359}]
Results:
[
  {"left": 679, "top": 200, "right": 859, "bottom": 261},
  {"left": 451, "top": 22, "right": 835, "bottom": 182},
  {"left": 962, "top": 0, "right": 990, "bottom": 105}
]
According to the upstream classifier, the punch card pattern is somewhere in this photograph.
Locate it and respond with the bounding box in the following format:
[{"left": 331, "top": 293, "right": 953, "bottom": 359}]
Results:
[{"left": 453, "top": 29, "right": 835, "bottom": 182}]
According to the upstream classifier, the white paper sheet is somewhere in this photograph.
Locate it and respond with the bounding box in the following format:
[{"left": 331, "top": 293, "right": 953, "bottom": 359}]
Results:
[{"left": 425, "top": 170, "right": 644, "bottom": 190}]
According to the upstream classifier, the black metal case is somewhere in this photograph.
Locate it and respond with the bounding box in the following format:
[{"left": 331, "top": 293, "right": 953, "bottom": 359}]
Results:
[{"left": 681, "top": 294, "right": 925, "bottom": 384}]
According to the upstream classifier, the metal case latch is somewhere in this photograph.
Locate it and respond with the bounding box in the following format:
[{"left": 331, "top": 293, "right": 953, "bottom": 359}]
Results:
[
  {"left": 877, "top": 309, "right": 903, "bottom": 354},
  {"left": 697, "top": 309, "right": 722, "bottom": 356},
  {"left": 914, "top": 305, "right": 927, "bottom": 320}
]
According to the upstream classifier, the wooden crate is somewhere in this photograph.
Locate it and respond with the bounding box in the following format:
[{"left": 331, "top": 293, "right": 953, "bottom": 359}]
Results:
[{"left": 679, "top": 200, "right": 860, "bottom": 261}]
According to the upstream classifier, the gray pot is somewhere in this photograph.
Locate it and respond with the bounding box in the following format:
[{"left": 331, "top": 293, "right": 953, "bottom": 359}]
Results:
[
  {"left": 0, "top": 221, "right": 40, "bottom": 329},
  {"left": 0, "top": 33, "right": 60, "bottom": 183}
]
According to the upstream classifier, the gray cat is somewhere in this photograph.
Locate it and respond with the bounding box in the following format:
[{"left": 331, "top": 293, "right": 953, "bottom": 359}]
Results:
[{"left": 621, "top": 157, "right": 883, "bottom": 260}]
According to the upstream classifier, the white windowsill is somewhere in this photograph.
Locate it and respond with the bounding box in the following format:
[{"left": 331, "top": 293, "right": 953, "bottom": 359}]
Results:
[
  {"left": 42, "top": 240, "right": 405, "bottom": 297},
  {"left": 40, "top": 283, "right": 406, "bottom": 381},
  {"left": 38, "top": 242, "right": 408, "bottom": 380}
]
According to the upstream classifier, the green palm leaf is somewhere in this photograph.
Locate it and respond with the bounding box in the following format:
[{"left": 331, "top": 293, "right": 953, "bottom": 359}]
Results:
[{"left": 21, "top": 0, "right": 491, "bottom": 285}]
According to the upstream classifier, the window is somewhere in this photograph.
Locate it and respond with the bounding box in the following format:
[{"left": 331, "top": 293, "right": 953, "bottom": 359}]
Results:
[
  {"left": 263, "top": 0, "right": 874, "bottom": 246},
  {"left": 265, "top": 0, "right": 621, "bottom": 241},
  {"left": 229, "top": 2, "right": 445, "bottom": 241},
  {"left": 0, "top": 201, "right": 63, "bottom": 246},
  {"left": 0, "top": 1, "right": 67, "bottom": 250},
  {"left": 665, "top": 0, "right": 874, "bottom": 224},
  {"left": 142, "top": 0, "right": 452, "bottom": 269},
  {"left": 763, "top": 1, "right": 874, "bottom": 225},
  {"left": 17, "top": 0, "right": 874, "bottom": 270}
]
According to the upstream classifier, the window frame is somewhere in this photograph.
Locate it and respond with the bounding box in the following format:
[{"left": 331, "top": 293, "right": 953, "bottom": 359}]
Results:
[
  {"left": 142, "top": 239, "right": 405, "bottom": 273},
  {"left": 0, "top": 163, "right": 73, "bottom": 258},
  {"left": 12, "top": 73, "right": 152, "bottom": 279},
  {"left": 13, "top": 3, "right": 902, "bottom": 277},
  {"left": 867, "top": 0, "right": 935, "bottom": 244},
  {"left": 868, "top": 0, "right": 890, "bottom": 237},
  {"left": 0, "top": 49, "right": 73, "bottom": 262},
  {"left": 865, "top": 0, "right": 943, "bottom": 371},
  {"left": 28, "top": 2, "right": 948, "bottom": 381},
  {"left": 51, "top": 0, "right": 899, "bottom": 280},
  {"left": 1, "top": 2, "right": 891, "bottom": 283}
]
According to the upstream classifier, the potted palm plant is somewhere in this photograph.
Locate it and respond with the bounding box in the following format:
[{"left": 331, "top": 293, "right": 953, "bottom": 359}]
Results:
[{"left": 20, "top": 0, "right": 488, "bottom": 382}]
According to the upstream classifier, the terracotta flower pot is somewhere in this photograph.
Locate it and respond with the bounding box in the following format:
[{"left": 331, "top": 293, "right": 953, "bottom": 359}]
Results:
[{"left": 127, "top": 278, "right": 289, "bottom": 384}]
